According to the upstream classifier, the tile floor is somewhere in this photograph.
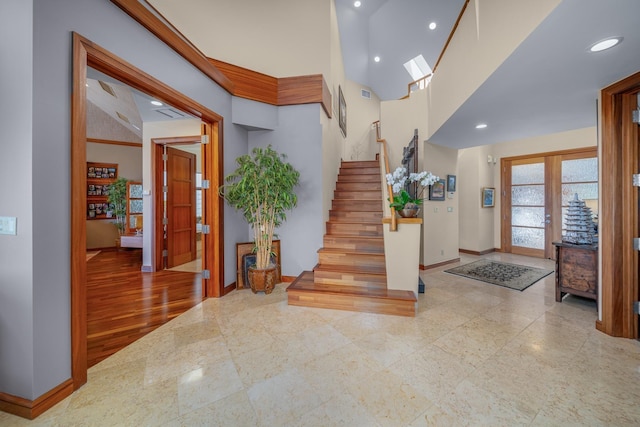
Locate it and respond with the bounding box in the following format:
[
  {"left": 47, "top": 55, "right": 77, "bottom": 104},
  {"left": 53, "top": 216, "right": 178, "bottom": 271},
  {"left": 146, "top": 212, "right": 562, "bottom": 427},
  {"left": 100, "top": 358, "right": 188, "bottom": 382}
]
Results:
[{"left": 2, "top": 253, "right": 639, "bottom": 426}]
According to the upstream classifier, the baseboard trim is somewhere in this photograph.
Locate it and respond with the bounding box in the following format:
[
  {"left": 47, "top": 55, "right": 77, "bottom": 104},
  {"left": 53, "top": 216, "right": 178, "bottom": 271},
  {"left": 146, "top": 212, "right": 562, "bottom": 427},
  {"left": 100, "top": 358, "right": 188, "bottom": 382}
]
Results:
[
  {"left": 420, "top": 258, "right": 460, "bottom": 270},
  {"left": 0, "top": 378, "right": 73, "bottom": 420},
  {"left": 223, "top": 282, "right": 236, "bottom": 296},
  {"left": 281, "top": 275, "right": 296, "bottom": 283},
  {"left": 459, "top": 248, "right": 496, "bottom": 256}
]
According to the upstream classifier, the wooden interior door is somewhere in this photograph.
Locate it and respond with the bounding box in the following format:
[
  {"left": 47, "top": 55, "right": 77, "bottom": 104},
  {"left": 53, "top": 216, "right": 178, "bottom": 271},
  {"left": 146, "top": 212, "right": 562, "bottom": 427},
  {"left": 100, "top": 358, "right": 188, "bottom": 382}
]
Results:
[{"left": 166, "top": 146, "right": 197, "bottom": 268}]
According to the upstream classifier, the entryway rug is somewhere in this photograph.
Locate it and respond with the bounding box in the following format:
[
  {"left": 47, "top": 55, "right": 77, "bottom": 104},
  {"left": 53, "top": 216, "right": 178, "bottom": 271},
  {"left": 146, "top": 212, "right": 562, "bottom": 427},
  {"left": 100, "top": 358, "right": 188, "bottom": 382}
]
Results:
[{"left": 444, "top": 259, "right": 553, "bottom": 291}]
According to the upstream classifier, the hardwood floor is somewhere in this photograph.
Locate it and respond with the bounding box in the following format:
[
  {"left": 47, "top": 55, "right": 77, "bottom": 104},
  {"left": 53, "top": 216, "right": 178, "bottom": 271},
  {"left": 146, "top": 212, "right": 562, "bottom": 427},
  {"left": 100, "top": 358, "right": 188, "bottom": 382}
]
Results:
[{"left": 87, "top": 249, "right": 202, "bottom": 367}]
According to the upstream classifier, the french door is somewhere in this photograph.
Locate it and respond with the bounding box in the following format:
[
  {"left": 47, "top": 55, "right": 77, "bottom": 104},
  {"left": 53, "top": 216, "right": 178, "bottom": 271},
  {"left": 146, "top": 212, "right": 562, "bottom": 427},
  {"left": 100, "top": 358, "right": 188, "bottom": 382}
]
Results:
[{"left": 501, "top": 148, "right": 597, "bottom": 259}]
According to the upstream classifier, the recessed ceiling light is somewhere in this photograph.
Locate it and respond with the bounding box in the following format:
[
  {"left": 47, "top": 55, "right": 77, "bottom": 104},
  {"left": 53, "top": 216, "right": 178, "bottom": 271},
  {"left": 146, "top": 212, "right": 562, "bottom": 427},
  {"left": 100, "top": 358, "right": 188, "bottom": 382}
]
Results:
[
  {"left": 150, "top": 100, "right": 163, "bottom": 106},
  {"left": 475, "top": 123, "right": 488, "bottom": 129},
  {"left": 354, "top": 1, "right": 361, "bottom": 7},
  {"left": 374, "top": 56, "right": 380, "bottom": 62},
  {"left": 589, "top": 37, "right": 623, "bottom": 52},
  {"left": 429, "top": 22, "right": 436, "bottom": 30}
]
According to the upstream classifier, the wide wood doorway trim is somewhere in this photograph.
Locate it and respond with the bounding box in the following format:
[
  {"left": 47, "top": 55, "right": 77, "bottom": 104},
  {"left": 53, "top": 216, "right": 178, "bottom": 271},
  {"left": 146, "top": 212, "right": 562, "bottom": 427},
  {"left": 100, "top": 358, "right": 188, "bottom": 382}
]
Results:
[
  {"left": 599, "top": 70, "right": 640, "bottom": 339},
  {"left": 71, "top": 32, "right": 225, "bottom": 391}
]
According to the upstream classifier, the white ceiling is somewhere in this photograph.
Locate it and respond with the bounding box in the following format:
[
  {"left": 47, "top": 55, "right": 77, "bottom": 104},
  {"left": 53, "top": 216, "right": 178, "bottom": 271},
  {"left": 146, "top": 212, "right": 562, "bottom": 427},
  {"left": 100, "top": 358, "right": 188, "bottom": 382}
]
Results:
[{"left": 336, "top": 0, "right": 640, "bottom": 148}]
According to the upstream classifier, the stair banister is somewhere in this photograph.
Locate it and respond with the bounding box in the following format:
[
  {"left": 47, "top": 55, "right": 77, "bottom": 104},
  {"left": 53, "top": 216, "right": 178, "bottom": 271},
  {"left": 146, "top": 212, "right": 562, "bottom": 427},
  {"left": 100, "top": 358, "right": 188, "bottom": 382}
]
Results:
[{"left": 374, "top": 121, "right": 397, "bottom": 232}]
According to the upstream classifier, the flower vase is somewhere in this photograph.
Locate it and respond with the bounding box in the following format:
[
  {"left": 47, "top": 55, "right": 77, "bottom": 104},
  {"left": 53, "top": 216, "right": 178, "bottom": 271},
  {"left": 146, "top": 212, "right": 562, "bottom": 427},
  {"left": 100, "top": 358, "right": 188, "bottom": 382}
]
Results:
[{"left": 397, "top": 204, "right": 420, "bottom": 218}]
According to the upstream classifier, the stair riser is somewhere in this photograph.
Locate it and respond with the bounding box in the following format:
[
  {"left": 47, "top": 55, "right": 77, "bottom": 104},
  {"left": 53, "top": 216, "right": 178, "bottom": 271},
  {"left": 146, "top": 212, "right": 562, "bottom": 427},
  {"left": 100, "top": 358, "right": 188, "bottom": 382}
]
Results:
[
  {"left": 332, "top": 200, "right": 382, "bottom": 211},
  {"left": 334, "top": 191, "right": 381, "bottom": 201},
  {"left": 338, "top": 174, "right": 380, "bottom": 183},
  {"left": 329, "top": 211, "right": 382, "bottom": 223},
  {"left": 326, "top": 222, "right": 382, "bottom": 236},
  {"left": 339, "top": 167, "right": 380, "bottom": 175},
  {"left": 287, "top": 291, "right": 416, "bottom": 317},
  {"left": 340, "top": 161, "right": 379, "bottom": 169},
  {"left": 336, "top": 182, "right": 381, "bottom": 191},
  {"left": 318, "top": 252, "right": 386, "bottom": 268},
  {"left": 322, "top": 236, "right": 384, "bottom": 252},
  {"left": 313, "top": 270, "right": 387, "bottom": 288}
]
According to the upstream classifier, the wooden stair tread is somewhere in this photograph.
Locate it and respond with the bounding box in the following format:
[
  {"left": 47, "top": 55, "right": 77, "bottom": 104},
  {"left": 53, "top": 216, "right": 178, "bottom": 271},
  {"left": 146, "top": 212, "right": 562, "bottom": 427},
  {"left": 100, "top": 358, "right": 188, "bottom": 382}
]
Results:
[
  {"left": 318, "top": 247, "right": 384, "bottom": 255},
  {"left": 314, "top": 264, "right": 386, "bottom": 275},
  {"left": 288, "top": 272, "right": 415, "bottom": 301}
]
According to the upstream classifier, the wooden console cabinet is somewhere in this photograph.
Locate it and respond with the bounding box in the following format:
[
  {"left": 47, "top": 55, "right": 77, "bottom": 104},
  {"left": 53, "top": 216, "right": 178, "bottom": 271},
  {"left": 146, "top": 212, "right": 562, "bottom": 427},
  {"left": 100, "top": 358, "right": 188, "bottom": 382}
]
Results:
[{"left": 553, "top": 241, "right": 598, "bottom": 302}]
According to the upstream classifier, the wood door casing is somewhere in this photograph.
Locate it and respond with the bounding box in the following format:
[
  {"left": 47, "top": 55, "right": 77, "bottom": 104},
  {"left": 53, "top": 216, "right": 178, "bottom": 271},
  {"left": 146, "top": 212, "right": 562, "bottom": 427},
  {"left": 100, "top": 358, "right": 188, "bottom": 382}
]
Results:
[{"left": 166, "top": 146, "right": 197, "bottom": 268}]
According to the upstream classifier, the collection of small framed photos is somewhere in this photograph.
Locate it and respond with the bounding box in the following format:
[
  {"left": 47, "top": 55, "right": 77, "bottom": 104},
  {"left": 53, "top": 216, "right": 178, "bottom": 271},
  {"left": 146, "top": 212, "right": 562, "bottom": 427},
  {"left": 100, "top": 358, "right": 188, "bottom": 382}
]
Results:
[{"left": 87, "top": 162, "right": 118, "bottom": 220}]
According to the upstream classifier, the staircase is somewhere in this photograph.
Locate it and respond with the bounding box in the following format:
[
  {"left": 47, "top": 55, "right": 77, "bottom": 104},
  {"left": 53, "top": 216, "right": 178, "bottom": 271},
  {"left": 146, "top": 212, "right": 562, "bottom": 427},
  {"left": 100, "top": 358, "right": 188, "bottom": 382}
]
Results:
[{"left": 287, "top": 160, "right": 417, "bottom": 316}]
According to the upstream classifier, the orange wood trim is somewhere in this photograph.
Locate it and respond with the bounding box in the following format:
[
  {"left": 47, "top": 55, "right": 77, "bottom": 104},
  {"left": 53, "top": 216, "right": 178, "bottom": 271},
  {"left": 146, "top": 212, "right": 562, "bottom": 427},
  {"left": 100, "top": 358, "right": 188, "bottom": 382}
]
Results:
[
  {"left": 71, "top": 33, "right": 89, "bottom": 390},
  {"left": 109, "top": 0, "right": 234, "bottom": 94},
  {"left": 78, "top": 34, "right": 222, "bottom": 124},
  {"left": 420, "top": 258, "right": 460, "bottom": 270},
  {"left": 223, "top": 283, "right": 236, "bottom": 296},
  {"left": 382, "top": 217, "right": 423, "bottom": 225},
  {"left": 600, "top": 70, "right": 640, "bottom": 338},
  {"left": 501, "top": 147, "right": 597, "bottom": 162},
  {"left": 458, "top": 248, "right": 496, "bottom": 256},
  {"left": 0, "top": 379, "right": 73, "bottom": 420},
  {"left": 281, "top": 275, "right": 296, "bottom": 283},
  {"left": 208, "top": 59, "right": 278, "bottom": 105},
  {"left": 110, "top": 1, "right": 330, "bottom": 117},
  {"left": 87, "top": 138, "right": 142, "bottom": 147},
  {"left": 152, "top": 135, "right": 200, "bottom": 145},
  {"left": 376, "top": 122, "right": 397, "bottom": 231},
  {"left": 72, "top": 32, "right": 226, "bottom": 393},
  {"left": 207, "top": 58, "right": 332, "bottom": 118},
  {"left": 153, "top": 142, "right": 164, "bottom": 272},
  {"left": 278, "top": 74, "right": 324, "bottom": 106}
]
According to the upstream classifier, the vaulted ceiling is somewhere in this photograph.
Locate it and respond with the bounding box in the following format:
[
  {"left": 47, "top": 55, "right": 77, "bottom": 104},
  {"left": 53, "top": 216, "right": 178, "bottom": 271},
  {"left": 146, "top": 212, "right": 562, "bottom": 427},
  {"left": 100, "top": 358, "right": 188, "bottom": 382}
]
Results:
[
  {"left": 98, "top": 0, "right": 640, "bottom": 150},
  {"left": 336, "top": 0, "right": 640, "bottom": 148}
]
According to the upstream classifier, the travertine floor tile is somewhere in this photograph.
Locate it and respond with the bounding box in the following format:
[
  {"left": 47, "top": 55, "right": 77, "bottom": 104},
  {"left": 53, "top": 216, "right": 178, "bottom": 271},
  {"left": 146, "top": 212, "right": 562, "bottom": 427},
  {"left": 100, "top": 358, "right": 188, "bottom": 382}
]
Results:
[{"left": 4, "top": 254, "right": 639, "bottom": 427}]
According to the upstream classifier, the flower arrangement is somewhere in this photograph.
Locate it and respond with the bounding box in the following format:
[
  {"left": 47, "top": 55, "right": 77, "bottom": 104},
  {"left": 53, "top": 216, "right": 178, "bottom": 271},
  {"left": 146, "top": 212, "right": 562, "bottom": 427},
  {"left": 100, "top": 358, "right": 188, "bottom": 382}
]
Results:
[{"left": 386, "top": 166, "right": 439, "bottom": 211}]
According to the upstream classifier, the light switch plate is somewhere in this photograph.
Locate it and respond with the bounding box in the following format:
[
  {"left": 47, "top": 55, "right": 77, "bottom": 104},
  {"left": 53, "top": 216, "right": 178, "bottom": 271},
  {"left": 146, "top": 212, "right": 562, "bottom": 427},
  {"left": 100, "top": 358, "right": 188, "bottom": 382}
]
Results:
[{"left": 0, "top": 216, "right": 17, "bottom": 235}]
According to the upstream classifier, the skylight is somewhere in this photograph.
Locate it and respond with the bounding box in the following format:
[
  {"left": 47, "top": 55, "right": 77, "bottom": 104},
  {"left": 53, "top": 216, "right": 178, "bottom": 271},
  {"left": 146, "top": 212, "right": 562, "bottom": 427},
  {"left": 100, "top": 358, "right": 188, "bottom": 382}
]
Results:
[{"left": 403, "top": 55, "right": 432, "bottom": 82}]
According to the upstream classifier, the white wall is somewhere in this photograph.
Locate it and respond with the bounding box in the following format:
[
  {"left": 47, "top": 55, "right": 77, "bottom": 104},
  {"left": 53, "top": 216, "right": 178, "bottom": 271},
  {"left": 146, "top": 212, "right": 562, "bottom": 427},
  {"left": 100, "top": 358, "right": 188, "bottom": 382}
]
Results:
[
  {"left": 149, "top": 0, "right": 331, "bottom": 81},
  {"left": 343, "top": 80, "right": 381, "bottom": 162},
  {"left": 427, "top": 0, "right": 561, "bottom": 137},
  {"left": 422, "top": 143, "right": 459, "bottom": 266}
]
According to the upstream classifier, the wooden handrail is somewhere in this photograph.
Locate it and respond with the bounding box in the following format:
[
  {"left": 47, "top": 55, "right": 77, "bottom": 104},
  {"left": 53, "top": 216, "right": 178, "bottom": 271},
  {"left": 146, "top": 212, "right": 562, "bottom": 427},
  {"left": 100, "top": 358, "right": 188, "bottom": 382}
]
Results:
[{"left": 373, "top": 121, "right": 397, "bottom": 231}]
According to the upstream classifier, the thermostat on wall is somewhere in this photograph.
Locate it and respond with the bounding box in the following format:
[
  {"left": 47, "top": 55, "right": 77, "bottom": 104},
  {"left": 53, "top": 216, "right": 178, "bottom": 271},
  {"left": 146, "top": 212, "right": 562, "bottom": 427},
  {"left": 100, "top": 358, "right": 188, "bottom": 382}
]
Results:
[{"left": 0, "top": 216, "right": 17, "bottom": 235}]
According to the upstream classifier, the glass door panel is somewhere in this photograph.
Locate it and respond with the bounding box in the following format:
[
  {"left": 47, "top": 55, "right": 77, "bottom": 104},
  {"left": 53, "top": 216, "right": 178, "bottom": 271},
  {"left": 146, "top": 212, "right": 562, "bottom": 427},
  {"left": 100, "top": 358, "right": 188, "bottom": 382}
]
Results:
[
  {"left": 511, "top": 161, "right": 545, "bottom": 256},
  {"left": 561, "top": 157, "right": 598, "bottom": 232}
]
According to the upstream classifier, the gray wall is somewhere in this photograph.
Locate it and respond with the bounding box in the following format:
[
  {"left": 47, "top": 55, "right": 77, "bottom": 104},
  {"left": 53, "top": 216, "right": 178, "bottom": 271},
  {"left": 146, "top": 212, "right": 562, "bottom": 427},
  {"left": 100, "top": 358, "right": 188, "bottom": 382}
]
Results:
[
  {"left": 248, "top": 105, "right": 325, "bottom": 276},
  {"left": 0, "top": 0, "right": 35, "bottom": 399},
  {"left": 0, "top": 0, "right": 325, "bottom": 400}
]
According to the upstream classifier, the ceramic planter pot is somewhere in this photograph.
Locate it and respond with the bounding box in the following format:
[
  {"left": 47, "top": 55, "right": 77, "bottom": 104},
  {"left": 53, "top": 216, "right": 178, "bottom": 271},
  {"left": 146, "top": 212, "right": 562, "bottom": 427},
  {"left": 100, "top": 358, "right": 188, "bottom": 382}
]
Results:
[{"left": 247, "top": 264, "right": 277, "bottom": 294}]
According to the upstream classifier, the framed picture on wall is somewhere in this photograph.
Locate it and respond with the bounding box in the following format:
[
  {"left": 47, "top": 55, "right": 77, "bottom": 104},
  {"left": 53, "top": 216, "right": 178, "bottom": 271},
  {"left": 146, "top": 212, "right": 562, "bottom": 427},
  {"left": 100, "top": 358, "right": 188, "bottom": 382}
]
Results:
[
  {"left": 447, "top": 175, "right": 456, "bottom": 192},
  {"left": 338, "top": 85, "right": 347, "bottom": 138},
  {"left": 482, "top": 187, "right": 495, "bottom": 208},
  {"left": 429, "top": 179, "right": 446, "bottom": 201}
]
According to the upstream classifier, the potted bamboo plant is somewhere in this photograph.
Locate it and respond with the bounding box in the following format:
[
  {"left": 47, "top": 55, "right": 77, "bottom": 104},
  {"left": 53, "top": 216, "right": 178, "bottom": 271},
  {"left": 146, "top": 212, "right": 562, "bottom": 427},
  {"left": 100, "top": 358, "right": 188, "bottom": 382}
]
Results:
[
  {"left": 107, "top": 177, "right": 129, "bottom": 245},
  {"left": 220, "top": 145, "right": 300, "bottom": 294}
]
